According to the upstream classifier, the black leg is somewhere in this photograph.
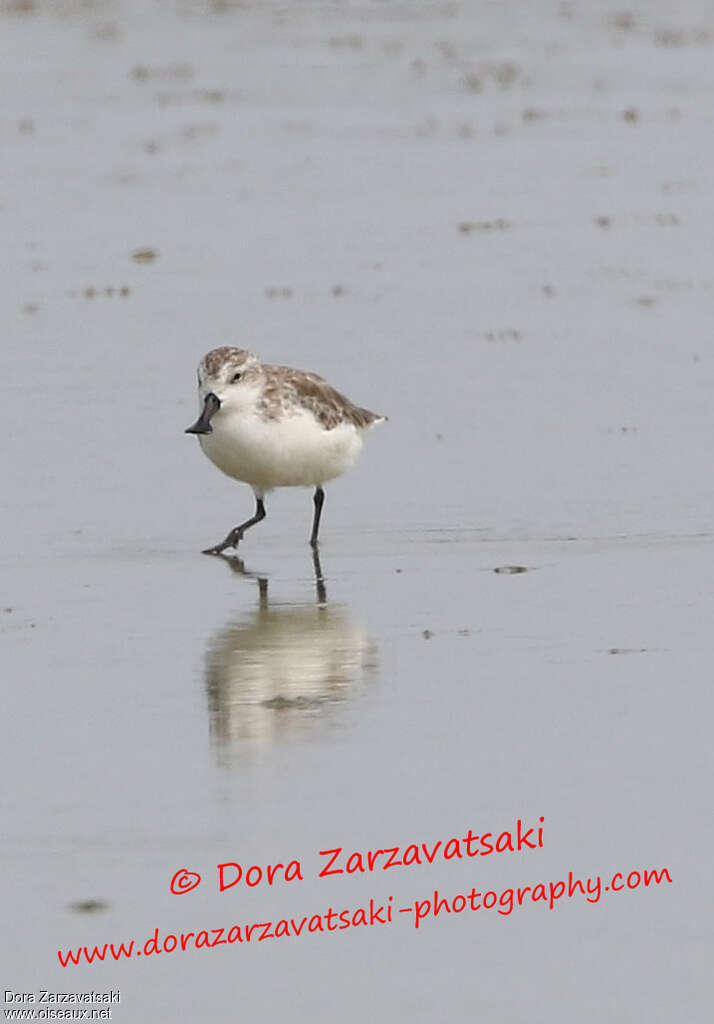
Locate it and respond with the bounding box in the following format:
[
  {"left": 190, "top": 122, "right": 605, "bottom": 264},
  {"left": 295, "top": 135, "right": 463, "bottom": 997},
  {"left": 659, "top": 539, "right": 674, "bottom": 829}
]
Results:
[
  {"left": 312, "top": 546, "right": 327, "bottom": 605},
  {"left": 310, "top": 486, "right": 325, "bottom": 548},
  {"left": 203, "top": 497, "right": 266, "bottom": 555}
]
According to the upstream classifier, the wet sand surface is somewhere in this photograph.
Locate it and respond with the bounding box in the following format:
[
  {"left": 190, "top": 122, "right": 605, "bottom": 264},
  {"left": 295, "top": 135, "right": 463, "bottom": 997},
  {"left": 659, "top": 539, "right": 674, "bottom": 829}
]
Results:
[{"left": 2, "top": 1, "right": 713, "bottom": 1020}]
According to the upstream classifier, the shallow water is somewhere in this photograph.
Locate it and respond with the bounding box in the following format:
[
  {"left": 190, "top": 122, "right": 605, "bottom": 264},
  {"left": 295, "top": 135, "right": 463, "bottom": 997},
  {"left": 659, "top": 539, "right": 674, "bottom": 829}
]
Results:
[{"left": 2, "top": 1, "right": 713, "bottom": 1020}]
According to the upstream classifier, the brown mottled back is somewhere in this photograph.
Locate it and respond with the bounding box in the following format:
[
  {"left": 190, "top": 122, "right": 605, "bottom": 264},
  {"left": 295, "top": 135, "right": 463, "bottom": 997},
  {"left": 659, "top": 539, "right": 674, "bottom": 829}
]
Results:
[{"left": 259, "top": 365, "right": 384, "bottom": 431}]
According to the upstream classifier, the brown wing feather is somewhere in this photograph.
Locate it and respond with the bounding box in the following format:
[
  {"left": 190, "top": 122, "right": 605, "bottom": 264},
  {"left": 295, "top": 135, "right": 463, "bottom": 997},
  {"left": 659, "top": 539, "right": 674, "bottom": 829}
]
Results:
[{"left": 260, "top": 365, "right": 384, "bottom": 431}]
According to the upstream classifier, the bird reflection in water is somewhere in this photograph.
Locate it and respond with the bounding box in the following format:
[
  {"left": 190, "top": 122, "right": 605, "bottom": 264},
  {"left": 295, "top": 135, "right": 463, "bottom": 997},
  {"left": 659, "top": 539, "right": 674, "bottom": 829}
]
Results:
[{"left": 205, "top": 551, "right": 377, "bottom": 758}]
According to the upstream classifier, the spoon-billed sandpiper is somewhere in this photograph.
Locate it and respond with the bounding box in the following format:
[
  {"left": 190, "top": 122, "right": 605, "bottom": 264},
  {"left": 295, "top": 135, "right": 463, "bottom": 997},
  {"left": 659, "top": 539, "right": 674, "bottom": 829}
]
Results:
[{"left": 185, "top": 347, "right": 386, "bottom": 554}]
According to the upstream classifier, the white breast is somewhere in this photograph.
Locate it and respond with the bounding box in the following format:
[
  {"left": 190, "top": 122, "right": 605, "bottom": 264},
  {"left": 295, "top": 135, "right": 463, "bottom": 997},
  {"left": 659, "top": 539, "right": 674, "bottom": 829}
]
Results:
[{"left": 198, "top": 407, "right": 365, "bottom": 491}]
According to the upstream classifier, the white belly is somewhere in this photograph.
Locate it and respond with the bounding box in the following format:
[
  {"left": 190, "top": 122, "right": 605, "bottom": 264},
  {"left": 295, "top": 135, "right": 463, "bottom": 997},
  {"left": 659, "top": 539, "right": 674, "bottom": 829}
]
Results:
[{"left": 198, "top": 407, "right": 364, "bottom": 491}]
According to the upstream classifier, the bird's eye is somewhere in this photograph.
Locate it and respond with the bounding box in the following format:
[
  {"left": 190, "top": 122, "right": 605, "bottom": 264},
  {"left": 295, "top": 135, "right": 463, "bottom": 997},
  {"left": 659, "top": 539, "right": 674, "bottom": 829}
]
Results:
[{"left": 232, "top": 372, "right": 242, "bottom": 382}]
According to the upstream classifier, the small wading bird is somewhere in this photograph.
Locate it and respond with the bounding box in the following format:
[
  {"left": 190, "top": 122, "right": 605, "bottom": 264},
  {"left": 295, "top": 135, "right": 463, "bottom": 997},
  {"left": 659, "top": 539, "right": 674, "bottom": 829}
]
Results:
[{"left": 185, "top": 347, "right": 386, "bottom": 554}]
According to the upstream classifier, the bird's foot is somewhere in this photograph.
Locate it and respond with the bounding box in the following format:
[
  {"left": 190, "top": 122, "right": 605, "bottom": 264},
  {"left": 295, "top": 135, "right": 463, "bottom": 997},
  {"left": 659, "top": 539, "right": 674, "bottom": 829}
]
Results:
[{"left": 202, "top": 528, "right": 244, "bottom": 555}]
